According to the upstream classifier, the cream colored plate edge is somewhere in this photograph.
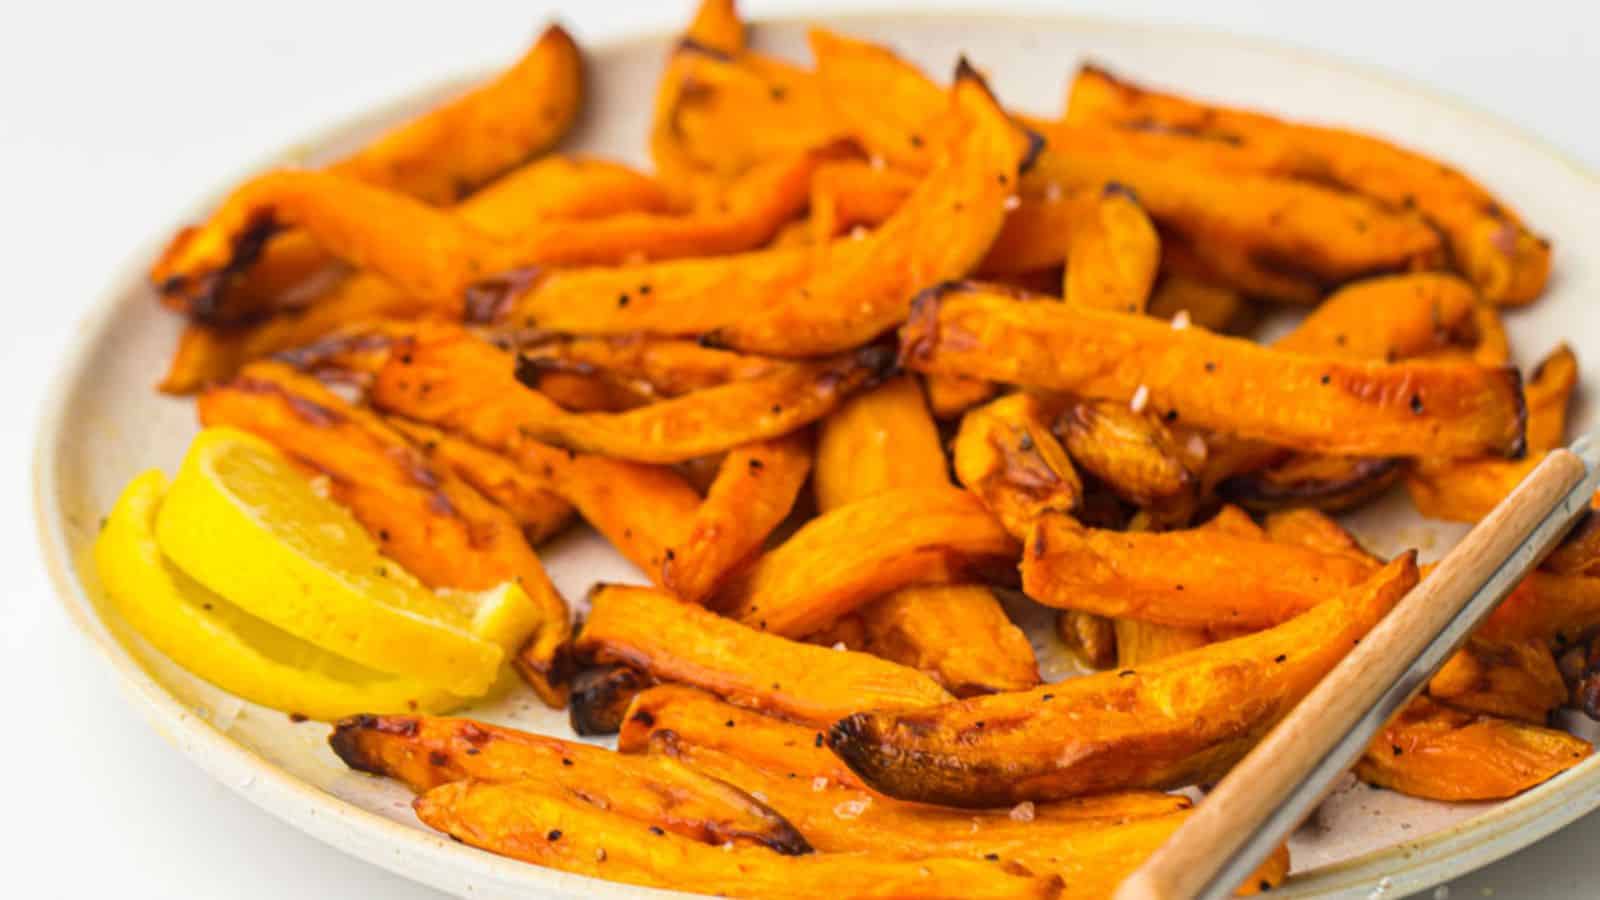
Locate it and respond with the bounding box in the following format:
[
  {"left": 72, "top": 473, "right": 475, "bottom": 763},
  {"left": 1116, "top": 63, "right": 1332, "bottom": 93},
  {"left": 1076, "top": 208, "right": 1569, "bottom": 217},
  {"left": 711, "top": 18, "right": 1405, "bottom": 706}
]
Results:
[{"left": 33, "top": 11, "right": 1600, "bottom": 899}]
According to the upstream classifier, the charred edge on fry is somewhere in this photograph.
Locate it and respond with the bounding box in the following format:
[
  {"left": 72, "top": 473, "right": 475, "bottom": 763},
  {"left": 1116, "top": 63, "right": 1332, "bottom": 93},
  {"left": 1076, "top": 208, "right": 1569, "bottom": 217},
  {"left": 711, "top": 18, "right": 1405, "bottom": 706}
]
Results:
[
  {"left": 569, "top": 665, "right": 650, "bottom": 736},
  {"left": 172, "top": 211, "right": 282, "bottom": 325},
  {"left": 328, "top": 714, "right": 419, "bottom": 774},
  {"left": 1218, "top": 457, "right": 1404, "bottom": 511},
  {"left": 463, "top": 266, "right": 543, "bottom": 325}
]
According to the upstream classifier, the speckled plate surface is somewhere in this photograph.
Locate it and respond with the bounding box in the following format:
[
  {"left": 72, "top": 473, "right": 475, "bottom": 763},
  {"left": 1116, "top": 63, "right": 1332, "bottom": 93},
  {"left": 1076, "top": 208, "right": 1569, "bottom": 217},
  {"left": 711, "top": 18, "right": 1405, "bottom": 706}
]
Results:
[{"left": 34, "top": 11, "right": 1600, "bottom": 899}]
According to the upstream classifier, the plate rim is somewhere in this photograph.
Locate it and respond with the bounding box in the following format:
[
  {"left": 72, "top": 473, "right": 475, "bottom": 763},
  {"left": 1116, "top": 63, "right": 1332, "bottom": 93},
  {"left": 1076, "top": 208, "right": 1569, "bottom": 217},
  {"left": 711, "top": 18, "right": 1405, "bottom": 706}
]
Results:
[{"left": 31, "top": 9, "right": 1600, "bottom": 899}]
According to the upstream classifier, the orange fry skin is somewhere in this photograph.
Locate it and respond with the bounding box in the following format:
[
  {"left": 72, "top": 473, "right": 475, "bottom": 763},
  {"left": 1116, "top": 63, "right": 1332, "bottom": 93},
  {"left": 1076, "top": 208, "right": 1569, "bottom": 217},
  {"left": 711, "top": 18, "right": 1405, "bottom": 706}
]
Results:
[
  {"left": 831, "top": 555, "right": 1417, "bottom": 807},
  {"left": 714, "top": 488, "right": 1019, "bottom": 639},
  {"left": 1022, "top": 513, "right": 1375, "bottom": 629},
  {"left": 1355, "top": 699, "right": 1590, "bottom": 801},
  {"left": 900, "top": 281, "right": 1527, "bottom": 459},
  {"left": 414, "top": 780, "right": 1066, "bottom": 900},
  {"left": 368, "top": 322, "right": 893, "bottom": 463},
  {"left": 662, "top": 435, "right": 813, "bottom": 603},
  {"left": 327, "top": 713, "right": 810, "bottom": 854},
  {"left": 574, "top": 584, "right": 954, "bottom": 726}
]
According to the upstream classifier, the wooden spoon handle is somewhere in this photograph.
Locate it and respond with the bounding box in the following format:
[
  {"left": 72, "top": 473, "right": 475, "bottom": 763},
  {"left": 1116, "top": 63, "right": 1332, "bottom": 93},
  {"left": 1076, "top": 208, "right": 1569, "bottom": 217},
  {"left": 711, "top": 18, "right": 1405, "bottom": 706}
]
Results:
[{"left": 1116, "top": 448, "right": 1589, "bottom": 900}]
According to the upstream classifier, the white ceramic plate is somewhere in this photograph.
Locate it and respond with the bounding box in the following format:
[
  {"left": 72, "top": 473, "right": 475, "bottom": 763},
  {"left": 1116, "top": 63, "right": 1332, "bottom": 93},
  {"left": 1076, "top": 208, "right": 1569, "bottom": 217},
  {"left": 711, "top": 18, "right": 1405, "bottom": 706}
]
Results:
[{"left": 34, "top": 11, "right": 1600, "bottom": 899}]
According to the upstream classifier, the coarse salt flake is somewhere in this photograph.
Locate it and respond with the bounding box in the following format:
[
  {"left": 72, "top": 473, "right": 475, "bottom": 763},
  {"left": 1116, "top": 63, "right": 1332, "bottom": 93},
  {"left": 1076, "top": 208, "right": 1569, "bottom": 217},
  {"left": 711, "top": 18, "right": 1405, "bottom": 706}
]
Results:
[
  {"left": 1170, "top": 309, "right": 1191, "bottom": 330},
  {"left": 1008, "top": 801, "right": 1036, "bottom": 823},
  {"left": 811, "top": 777, "right": 830, "bottom": 792},
  {"left": 833, "top": 797, "right": 871, "bottom": 819},
  {"left": 869, "top": 155, "right": 886, "bottom": 171},
  {"left": 1003, "top": 194, "right": 1021, "bottom": 211},
  {"left": 832, "top": 642, "right": 848, "bottom": 651},
  {"left": 850, "top": 225, "right": 869, "bottom": 240},
  {"left": 1129, "top": 384, "right": 1150, "bottom": 413}
]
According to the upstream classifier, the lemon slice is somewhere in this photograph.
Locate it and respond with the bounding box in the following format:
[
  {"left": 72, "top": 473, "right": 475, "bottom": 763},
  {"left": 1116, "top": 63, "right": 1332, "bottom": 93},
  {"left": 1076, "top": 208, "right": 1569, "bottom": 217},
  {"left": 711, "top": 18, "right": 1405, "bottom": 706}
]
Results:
[
  {"left": 153, "top": 427, "right": 505, "bottom": 696},
  {"left": 94, "top": 470, "right": 460, "bottom": 721}
]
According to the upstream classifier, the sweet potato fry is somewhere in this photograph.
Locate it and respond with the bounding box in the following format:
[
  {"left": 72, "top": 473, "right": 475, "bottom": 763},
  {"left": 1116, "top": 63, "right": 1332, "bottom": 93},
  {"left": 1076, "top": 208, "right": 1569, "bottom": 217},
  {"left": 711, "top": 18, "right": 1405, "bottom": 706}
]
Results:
[
  {"left": 714, "top": 488, "right": 1019, "bottom": 638},
  {"left": 1025, "top": 143, "right": 1445, "bottom": 304},
  {"left": 574, "top": 584, "right": 953, "bottom": 725},
  {"left": 415, "top": 780, "right": 1065, "bottom": 900},
  {"left": 1112, "top": 619, "right": 1211, "bottom": 668},
  {"left": 856, "top": 586, "right": 1040, "bottom": 696},
  {"left": 830, "top": 555, "right": 1417, "bottom": 806},
  {"left": 1407, "top": 343, "right": 1577, "bottom": 522},
  {"left": 387, "top": 420, "right": 572, "bottom": 545},
  {"left": 1427, "top": 637, "right": 1567, "bottom": 723},
  {"left": 1058, "top": 398, "right": 1195, "bottom": 519},
  {"left": 1065, "top": 64, "right": 1550, "bottom": 305},
  {"left": 1480, "top": 572, "right": 1600, "bottom": 644},
  {"left": 369, "top": 322, "right": 892, "bottom": 463},
  {"left": 812, "top": 377, "right": 1038, "bottom": 695},
  {"left": 1022, "top": 513, "right": 1375, "bottom": 629},
  {"left": 197, "top": 363, "right": 571, "bottom": 704},
  {"left": 151, "top": 25, "right": 583, "bottom": 324},
  {"left": 328, "top": 713, "right": 809, "bottom": 853},
  {"left": 1275, "top": 273, "right": 1478, "bottom": 361},
  {"left": 953, "top": 392, "right": 1082, "bottom": 539},
  {"left": 618, "top": 685, "right": 866, "bottom": 788},
  {"left": 1145, "top": 272, "right": 1247, "bottom": 333},
  {"left": 808, "top": 29, "right": 955, "bottom": 172},
  {"left": 649, "top": 733, "right": 1284, "bottom": 898},
  {"left": 900, "top": 281, "right": 1527, "bottom": 459},
  {"left": 662, "top": 435, "right": 813, "bottom": 603},
  {"left": 1261, "top": 507, "right": 1376, "bottom": 564},
  {"left": 516, "top": 335, "right": 785, "bottom": 400},
  {"left": 1355, "top": 699, "right": 1590, "bottom": 801},
  {"left": 814, "top": 376, "right": 948, "bottom": 511},
  {"left": 158, "top": 157, "right": 676, "bottom": 393},
  {"left": 1062, "top": 183, "right": 1161, "bottom": 313},
  {"left": 506, "top": 241, "right": 850, "bottom": 335},
  {"left": 703, "top": 64, "right": 1034, "bottom": 356}
]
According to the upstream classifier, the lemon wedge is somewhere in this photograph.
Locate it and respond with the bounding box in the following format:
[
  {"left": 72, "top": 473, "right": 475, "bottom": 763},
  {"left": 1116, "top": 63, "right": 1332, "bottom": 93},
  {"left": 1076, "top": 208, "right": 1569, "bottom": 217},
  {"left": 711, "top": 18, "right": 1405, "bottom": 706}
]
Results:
[
  {"left": 94, "top": 469, "right": 460, "bottom": 721},
  {"left": 153, "top": 427, "right": 508, "bottom": 696}
]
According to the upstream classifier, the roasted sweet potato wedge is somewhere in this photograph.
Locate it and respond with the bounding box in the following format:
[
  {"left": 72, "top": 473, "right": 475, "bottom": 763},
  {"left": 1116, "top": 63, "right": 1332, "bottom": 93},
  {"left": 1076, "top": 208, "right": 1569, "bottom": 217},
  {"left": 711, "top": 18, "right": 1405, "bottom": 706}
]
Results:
[
  {"left": 704, "top": 65, "right": 1033, "bottom": 356},
  {"left": 856, "top": 586, "right": 1041, "bottom": 696},
  {"left": 1057, "top": 398, "right": 1196, "bottom": 521},
  {"left": 515, "top": 335, "right": 785, "bottom": 400},
  {"left": 1022, "top": 513, "right": 1375, "bottom": 629},
  {"left": 1276, "top": 273, "right": 1479, "bottom": 361},
  {"left": 1058, "top": 610, "right": 1119, "bottom": 669},
  {"left": 618, "top": 685, "right": 867, "bottom": 788},
  {"left": 1407, "top": 344, "right": 1577, "bottom": 522},
  {"left": 662, "top": 435, "right": 813, "bottom": 603},
  {"left": 814, "top": 376, "right": 948, "bottom": 512},
  {"left": 1065, "top": 64, "right": 1550, "bottom": 305},
  {"left": 574, "top": 584, "right": 953, "bottom": 725},
  {"left": 415, "top": 780, "right": 1065, "bottom": 900},
  {"left": 369, "top": 322, "right": 892, "bottom": 463},
  {"left": 197, "top": 362, "right": 571, "bottom": 705},
  {"left": 714, "top": 488, "right": 1019, "bottom": 638},
  {"left": 831, "top": 555, "right": 1417, "bottom": 806},
  {"left": 811, "top": 378, "right": 1038, "bottom": 695},
  {"left": 1427, "top": 637, "right": 1567, "bottom": 723},
  {"left": 953, "top": 392, "right": 1082, "bottom": 539},
  {"left": 924, "top": 372, "right": 1001, "bottom": 420},
  {"left": 388, "top": 420, "right": 573, "bottom": 545},
  {"left": 900, "top": 281, "right": 1527, "bottom": 459},
  {"left": 1025, "top": 141, "right": 1445, "bottom": 304},
  {"left": 1545, "top": 509, "right": 1600, "bottom": 577},
  {"left": 1355, "top": 699, "right": 1590, "bottom": 801},
  {"left": 328, "top": 713, "right": 808, "bottom": 853},
  {"left": 1480, "top": 572, "right": 1600, "bottom": 645},
  {"left": 651, "top": 732, "right": 1283, "bottom": 898},
  {"left": 152, "top": 25, "right": 582, "bottom": 324},
  {"left": 1062, "top": 183, "right": 1161, "bottom": 313},
  {"left": 1261, "top": 507, "right": 1375, "bottom": 564}
]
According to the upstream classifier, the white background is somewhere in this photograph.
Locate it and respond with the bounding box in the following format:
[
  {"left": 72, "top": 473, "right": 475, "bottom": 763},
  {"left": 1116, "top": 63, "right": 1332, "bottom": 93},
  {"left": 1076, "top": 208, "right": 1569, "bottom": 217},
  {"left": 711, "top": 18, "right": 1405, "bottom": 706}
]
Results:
[{"left": 3, "top": 1, "right": 1598, "bottom": 896}]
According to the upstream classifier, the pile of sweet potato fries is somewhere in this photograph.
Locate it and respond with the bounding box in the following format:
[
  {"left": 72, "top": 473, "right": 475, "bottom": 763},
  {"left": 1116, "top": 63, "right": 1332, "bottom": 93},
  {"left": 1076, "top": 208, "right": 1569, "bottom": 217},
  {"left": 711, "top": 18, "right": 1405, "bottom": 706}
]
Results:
[{"left": 145, "top": 1, "right": 1600, "bottom": 896}]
